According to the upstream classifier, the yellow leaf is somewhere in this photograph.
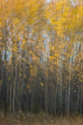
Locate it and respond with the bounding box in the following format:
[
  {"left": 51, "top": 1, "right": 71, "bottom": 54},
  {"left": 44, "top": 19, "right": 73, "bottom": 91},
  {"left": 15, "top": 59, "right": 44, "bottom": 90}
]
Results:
[
  {"left": 40, "top": 82, "right": 43, "bottom": 86},
  {"left": 9, "top": 77, "right": 10, "bottom": 81},
  {"left": 27, "top": 84, "right": 30, "bottom": 89}
]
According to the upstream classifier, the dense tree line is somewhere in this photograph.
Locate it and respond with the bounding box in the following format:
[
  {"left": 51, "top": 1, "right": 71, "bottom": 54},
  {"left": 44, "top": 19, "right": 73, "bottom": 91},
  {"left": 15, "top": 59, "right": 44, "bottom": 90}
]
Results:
[{"left": 0, "top": 0, "right": 83, "bottom": 116}]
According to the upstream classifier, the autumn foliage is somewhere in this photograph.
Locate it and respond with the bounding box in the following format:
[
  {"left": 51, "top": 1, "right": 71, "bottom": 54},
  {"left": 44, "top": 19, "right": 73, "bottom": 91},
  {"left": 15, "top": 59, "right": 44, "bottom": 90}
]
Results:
[{"left": 0, "top": 0, "right": 83, "bottom": 116}]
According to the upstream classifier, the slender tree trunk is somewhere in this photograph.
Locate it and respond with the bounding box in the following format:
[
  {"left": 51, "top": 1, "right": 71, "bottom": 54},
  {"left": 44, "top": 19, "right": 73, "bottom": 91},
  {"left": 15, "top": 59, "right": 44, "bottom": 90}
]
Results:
[
  {"left": 67, "top": 64, "right": 71, "bottom": 116},
  {"left": 13, "top": 55, "right": 17, "bottom": 113},
  {"left": 45, "top": 64, "right": 48, "bottom": 114}
]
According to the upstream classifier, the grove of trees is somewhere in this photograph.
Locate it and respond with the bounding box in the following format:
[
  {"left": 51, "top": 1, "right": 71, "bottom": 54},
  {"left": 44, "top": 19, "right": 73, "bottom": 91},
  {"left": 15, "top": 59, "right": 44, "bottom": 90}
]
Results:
[{"left": 0, "top": 0, "right": 83, "bottom": 116}]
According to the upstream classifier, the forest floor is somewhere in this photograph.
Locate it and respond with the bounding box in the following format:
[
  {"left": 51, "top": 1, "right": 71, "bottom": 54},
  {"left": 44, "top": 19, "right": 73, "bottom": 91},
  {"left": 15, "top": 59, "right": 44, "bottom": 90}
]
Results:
[{"left": 0, "top": 113, "right": 83, "bottom": 125}]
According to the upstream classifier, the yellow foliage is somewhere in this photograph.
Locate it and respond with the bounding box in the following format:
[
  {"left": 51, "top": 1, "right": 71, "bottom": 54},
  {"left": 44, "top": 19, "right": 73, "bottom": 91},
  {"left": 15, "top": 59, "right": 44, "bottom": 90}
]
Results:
[
  {"left": 24, "top": 74, "right": 26, "bottom": 78},
  {"left": 40, "top": 82, "right": 44, "bottom": 86},
  {"left": 26, "top": 84, "right": 30, "bottom": 89},
  {"left": 8, "top": 77, "right": 11, "bottom": 81}
]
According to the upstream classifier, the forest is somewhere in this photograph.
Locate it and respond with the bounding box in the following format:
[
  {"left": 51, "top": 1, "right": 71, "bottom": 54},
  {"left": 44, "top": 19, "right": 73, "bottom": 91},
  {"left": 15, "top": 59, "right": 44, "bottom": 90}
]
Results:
[{"left": 0, "top": 0, "right": 83, "bottom": 117}]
